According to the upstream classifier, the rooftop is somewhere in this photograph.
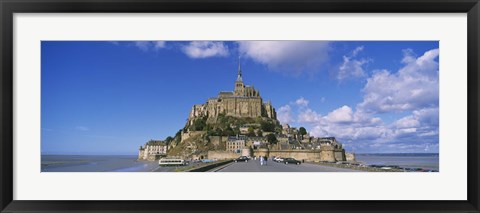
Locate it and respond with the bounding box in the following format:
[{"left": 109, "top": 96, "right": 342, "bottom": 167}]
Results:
[{"left": 146, "top": 140, "right": 167, "bottom": 146}]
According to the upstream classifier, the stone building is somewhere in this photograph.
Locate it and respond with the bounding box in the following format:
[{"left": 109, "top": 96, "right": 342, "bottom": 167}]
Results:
[
  {"left": 239, "top": 125, "right": 250, "bottom": 134},
  {"left": 138, "top": 140, "right": 168, "bottom": 161},
  {"left": 188, "top": 62, "right": 277, "bottom": 124},
  {"left": 226, "top": 135, "right": 246, "bottom": 153},
  {"left": 239, "top": 123, "right": 261, "bottom": 135}
]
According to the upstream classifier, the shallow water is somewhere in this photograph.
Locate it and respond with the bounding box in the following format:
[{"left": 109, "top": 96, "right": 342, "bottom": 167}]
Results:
[
  {"left": 355, "top": 153, "right": 439, "bottom": 170},
  {"left": 41, "top": 155, "right": 158, "bottom": 172}
]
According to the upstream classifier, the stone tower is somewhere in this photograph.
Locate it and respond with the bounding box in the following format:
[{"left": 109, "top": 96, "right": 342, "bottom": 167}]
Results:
[{"left": 234, "top": 59, "right": 245, "bottom": 96}]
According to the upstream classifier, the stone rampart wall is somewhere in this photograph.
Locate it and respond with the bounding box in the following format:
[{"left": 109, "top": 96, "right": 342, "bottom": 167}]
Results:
[
  {"left": 251, "top": 148, "right": 342, "bottom": 162},
  {"left": 208, "top": 151, "right": 241, "bottom": 160},
  {"left": 345, "top": 153, "right": 356, "bottom": 162},
  {"left": 334, "top": 150, "right": 346, "bottom": 161},
  {"left": 208, "top": 149, "right": 324, "bottom": 160}
]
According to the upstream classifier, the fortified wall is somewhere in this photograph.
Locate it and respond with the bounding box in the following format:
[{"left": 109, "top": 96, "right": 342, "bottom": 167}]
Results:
[
  {"left": 208, "top": 147, "right": 346, "bottom": 162},
  {"left": 253, "top": 147, "right": 346, "bottom": 162},
  {"left": 208, "top": 151, "right": 241, "bottom": 160}
]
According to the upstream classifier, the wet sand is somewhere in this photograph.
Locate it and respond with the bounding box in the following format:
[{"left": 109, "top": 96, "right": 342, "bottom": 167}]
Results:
[{"left": 41, "top": 155, "right": 158, "bottom": 172}]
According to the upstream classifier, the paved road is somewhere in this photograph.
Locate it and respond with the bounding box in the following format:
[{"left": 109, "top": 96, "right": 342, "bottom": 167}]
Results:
[
  {"left": 152, "top": 166, "right": 177, "bottom": 172},
  {"left": 215, "top": 159, "right": 360, "bottom": 172},
  {"left": 152, "top": 162, "right": 204, "bottom": 172}
]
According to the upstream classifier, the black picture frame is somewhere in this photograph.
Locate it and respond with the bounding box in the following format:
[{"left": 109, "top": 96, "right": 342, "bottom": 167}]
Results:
[{"left": 1, "top": 0, "right": 479, "bottom": 212}]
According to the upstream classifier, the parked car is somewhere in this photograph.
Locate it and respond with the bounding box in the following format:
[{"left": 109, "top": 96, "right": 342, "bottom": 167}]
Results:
[
  {"left": 284, "top": 158, "right": 301, "bottom": 165},
  {"left": 274, "top": 157, "right": 285, "bottom": 163},
  {"left": 234, "top": 156, "right": 249, "bottom": 162}
]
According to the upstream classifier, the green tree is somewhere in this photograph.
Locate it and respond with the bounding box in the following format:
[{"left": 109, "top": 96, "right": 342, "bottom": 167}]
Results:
[
  {"left": 261, "top": 121, "right": 275, "bottom": 132},
  {"left": 233, "top": 129, "right": 240, "bottom": 136},
  {"left": 247, "top": 127, "right": 256, "bottom": 137},
  {"left": 266, "top": 134, "right": 278, "bottom": 145},
  {"left": 256, "top": 129, "right": 263, "bottom": 137},
  {"left": 212, "top": 128, "right": 222, "bottom": 136},
  {"left": 299, "top": 127, "right": 307, "bottom": 135},
  {"left": 222, "top": 126, "right": 235, "bottom": 136},
  {"left": 299, "top": 127, "right": 307, "bottom": 139},
  {"left": 192, "top": 118, "right": 206, "bottom": 131}
]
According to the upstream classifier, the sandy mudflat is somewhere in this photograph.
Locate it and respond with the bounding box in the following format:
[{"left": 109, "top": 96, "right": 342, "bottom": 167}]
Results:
[{"left": 41, "top": 155, "right": 159, "bottom": 172}]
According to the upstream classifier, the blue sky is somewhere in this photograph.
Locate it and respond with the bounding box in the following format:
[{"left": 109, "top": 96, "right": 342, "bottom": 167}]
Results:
[{"left": 41, "top": 41, "right": 439, "bottom": 155}]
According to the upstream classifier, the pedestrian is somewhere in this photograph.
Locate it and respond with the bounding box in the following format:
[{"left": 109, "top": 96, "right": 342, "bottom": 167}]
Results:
[
  {"left": 260, "top": 156, "right": 264, "bottom": 165},
  {"left": 264, "top": 156, "right": 268, "bottom": 166}
]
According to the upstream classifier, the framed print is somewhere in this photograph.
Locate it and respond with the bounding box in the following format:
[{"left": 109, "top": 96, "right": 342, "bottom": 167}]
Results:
[{"left": 1, "top": 0, "right": 479, "bottom": 212}]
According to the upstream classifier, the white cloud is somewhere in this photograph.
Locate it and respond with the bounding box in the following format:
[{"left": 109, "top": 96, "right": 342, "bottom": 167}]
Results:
[
  {"left": 315, "top": 107, "right": 438, "bottom": 152},
  {"left": 310, "top": 120, "right": 392, "bottom": 142},
  {"left": 400, "top": 48, "right": 439, "bottom": 78},
  {"left": 336, "top": 46, "right": 370, "bottom": 81},
  {"left": 351, "top": 46, "right": 364, "bottom": 56},
  {"left": 280, "top": 48, "right": 439, "bottom": 152},
  {"left": 337, "top": 57, "right": 369, "bottom": 80},
  {"left": 280, "top": 94, "right": 438, "bottom": 153},
  {"left": 401, "top": 49, "right": 416, "bottom": 64},
  {"left": 326, "top": 105, "right": 354, "bottom": 123},
  {"left": 298, "top": 104, "right": 386, "bottom": 141},
  {"left": 295, "top": 97, "right": 309, "bottom": 107},
  {"left": 153, "top": 41, "right": 166, "bottom": 50},
  {"left": 182, "top": 41, "right": 229, "bottom": 59},
  {"left": 358, "top": 48, "right": 439, "bottom": 113},
  {"left": 133, "top": 41, "right": 167, "bottom": 52},
  {"left": 413, "top": 107, "right": 439, "bottom": 125},
  {"left": 237, "top": 41, "right": 330, "bottom": 75},
  {"left": 277, "top": 105, "right": 294, "bottom": 124},
  {"left": 298, "top": 109, "right": 322, "bottom": 123},
  {"left": 391, "top": 107, "right": 439, "bottom": 139},
  {"left": 394, "top": 116, "right": 420, "bottom": 129},
  {"left": 134, "top": 41, "right": 150, "bottom": 51}
]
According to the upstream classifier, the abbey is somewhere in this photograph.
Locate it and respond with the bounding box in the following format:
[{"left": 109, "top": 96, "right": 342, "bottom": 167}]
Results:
[
  {"left": 188, "top": 62, "right": 276, "bottom": 123},
  {"left": 139, "top": 61, "right": 349, "bottom": 163}
]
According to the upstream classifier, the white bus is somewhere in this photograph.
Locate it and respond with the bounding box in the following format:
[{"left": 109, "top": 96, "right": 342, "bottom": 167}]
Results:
[{"left": 158, "top": 158, "right": 187, "bottom": 166}]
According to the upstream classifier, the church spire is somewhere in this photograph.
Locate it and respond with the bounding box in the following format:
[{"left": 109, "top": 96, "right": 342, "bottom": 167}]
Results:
[{"left": 236, "top": 56, "right": 243, "bottom": 82}]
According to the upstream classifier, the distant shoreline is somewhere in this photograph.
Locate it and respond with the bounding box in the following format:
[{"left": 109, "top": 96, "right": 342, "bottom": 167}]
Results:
[{"left": 311, "top": 161, "right": 438, "bottom": 172}]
